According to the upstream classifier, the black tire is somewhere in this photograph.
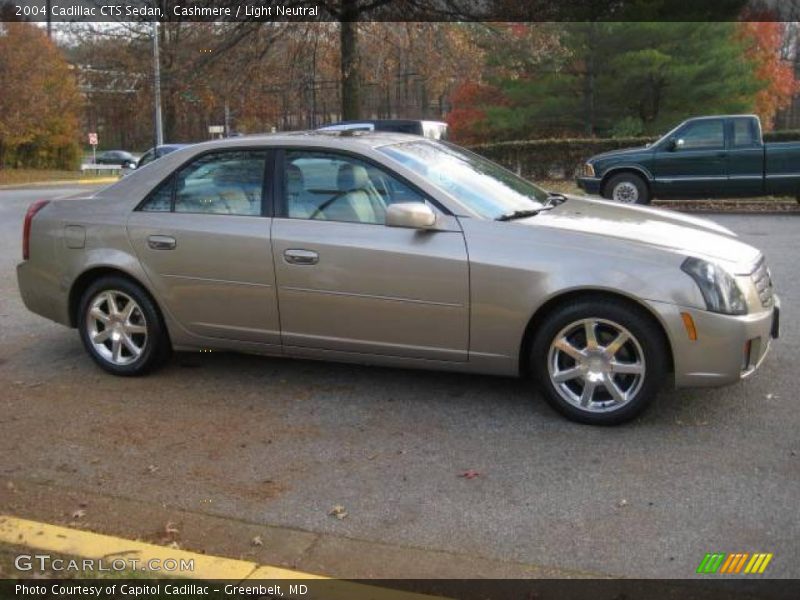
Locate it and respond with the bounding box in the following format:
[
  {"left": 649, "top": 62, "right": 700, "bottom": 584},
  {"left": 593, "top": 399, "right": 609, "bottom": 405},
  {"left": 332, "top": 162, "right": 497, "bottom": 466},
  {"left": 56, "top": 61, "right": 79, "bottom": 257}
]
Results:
[
  {"left": 603, "top": 173, "right": 651, "bottom": 205},
  {"left": 529, "top": 298, "right": 668, "bottom": 425},
  {"left": 77, "top": 276, "right": 170, "bottom": 376}
]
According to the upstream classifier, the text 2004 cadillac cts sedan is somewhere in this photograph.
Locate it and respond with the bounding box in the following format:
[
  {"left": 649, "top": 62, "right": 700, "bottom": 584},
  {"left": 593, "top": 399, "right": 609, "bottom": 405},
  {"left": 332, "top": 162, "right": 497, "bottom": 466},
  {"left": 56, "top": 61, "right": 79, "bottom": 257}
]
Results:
[{"left": 17, "top": 133, "right": 780, "bottom": 425}]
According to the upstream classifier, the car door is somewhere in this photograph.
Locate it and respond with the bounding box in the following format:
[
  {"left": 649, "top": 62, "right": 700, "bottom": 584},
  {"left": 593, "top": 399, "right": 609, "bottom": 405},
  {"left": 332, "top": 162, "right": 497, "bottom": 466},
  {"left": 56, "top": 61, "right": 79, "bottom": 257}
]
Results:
[
  {"left": 271, "top": 149, "right": 470, "bottom": 362},
  {"left": 652, "top": 118, "right": 727, "bottom": 196},
  {"left": 126, "top": 149, "right": 281, "bottom": 346},
  {"left": 726, "top": 117, "right": 764, "bottom": 196}
]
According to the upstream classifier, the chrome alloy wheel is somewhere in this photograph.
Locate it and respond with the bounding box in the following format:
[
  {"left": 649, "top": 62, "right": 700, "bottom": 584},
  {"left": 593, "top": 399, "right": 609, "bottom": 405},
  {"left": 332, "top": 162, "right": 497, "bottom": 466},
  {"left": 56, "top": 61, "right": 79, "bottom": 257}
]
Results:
[
  {"left": 612, "top": 181, "right": 639, "bottom": 203},
  {"left": 547, "top": 318, "right": 645, "bottom": 413},
  {"left": 85, "top": 290, "right": 148, "bottom": 366}
]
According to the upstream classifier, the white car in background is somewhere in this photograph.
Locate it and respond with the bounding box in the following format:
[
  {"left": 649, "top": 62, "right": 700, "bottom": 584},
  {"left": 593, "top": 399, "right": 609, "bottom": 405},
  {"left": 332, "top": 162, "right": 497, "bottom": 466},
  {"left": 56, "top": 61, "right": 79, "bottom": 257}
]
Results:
[{"left": 318, "top": 119, "right": 448, "bottom": 140}]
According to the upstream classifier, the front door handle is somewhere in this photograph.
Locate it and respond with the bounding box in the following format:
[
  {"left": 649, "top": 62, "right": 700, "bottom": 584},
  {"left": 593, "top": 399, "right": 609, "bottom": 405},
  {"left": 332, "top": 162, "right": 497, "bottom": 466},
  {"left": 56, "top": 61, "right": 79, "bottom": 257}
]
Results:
[
  {"left": 284, "top": 249, "right": 319, "bottom": 265},
  {"left": 147, "top": 235, "right": 176, "bottom": 250}
]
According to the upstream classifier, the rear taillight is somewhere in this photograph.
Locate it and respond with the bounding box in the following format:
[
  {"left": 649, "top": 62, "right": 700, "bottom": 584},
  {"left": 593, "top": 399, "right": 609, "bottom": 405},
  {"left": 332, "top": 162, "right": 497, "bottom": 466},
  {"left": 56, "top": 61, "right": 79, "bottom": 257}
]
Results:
[{"left": 22, "top": 200, "right": 50, "bottom": 260}]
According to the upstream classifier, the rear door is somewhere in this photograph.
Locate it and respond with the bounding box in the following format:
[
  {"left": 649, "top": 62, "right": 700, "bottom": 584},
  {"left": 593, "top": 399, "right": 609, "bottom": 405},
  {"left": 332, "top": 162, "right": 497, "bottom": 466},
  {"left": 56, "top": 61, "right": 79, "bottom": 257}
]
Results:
[
  {"left": 726, "top": 117, "right": 764, "bottom": 196},
  {"left": 126, "top": 148, "right": 281, "bottom": 347},
  {"left": 271, "top": 148, "right": 470, "bottom": 362},
  {"left": 652, "top": 118, "right": 727, "bottom": 196}
]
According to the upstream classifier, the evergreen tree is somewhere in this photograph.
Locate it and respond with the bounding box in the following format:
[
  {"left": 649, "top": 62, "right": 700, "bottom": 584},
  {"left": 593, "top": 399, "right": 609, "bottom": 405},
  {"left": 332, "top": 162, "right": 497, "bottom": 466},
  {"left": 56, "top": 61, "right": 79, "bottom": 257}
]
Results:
[{"left": 482, "top": 22, "right": 763, "bottom": 139}]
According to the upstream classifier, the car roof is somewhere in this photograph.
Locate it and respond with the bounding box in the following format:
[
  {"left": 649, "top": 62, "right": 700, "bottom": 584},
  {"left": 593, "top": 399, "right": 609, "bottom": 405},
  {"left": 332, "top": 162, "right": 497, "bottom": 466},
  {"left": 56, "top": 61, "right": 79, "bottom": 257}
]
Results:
[
  {"left": 685, "top": 114, "right": 758, "bottom": 121},
  {"left": 175, "top": 130, "right": 427, "bottom": 152}
]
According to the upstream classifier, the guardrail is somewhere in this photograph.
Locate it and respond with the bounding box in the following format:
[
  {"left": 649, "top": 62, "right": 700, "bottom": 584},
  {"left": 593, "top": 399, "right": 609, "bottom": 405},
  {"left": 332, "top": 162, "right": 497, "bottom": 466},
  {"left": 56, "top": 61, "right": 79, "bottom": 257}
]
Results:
[{"left": 80, "top": 163, "right": 127, "bottom": 174}]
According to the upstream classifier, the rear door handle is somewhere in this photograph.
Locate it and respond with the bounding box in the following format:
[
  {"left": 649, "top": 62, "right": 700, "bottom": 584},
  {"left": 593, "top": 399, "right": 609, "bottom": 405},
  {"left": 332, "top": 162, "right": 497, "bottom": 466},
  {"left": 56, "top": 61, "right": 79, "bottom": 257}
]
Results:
[
  {"left": 147, "top": 235, "right": 176, "bottom": 250},
  {"left": 284, "top": 249, "right": 319, "bottom": 265}
]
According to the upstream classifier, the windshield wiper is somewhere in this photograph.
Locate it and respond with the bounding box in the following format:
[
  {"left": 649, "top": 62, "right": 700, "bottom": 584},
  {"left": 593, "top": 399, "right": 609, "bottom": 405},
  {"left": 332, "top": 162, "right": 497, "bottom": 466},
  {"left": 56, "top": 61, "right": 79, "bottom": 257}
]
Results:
[{"left": 495, "top": 206, "right": 554, "bottom": 221}]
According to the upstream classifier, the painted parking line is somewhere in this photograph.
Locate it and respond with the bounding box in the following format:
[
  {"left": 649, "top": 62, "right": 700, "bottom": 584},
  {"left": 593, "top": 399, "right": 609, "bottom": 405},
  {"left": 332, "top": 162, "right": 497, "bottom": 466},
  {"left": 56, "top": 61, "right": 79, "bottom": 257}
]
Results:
[{"left": 0, "top": 515, "right": 445, "bottom": 600}]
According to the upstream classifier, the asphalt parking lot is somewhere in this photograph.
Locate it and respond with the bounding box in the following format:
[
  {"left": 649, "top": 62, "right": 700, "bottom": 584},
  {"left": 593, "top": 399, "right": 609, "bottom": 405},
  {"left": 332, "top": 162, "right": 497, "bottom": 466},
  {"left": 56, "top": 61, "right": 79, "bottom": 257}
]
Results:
[{"left": 0, "top": 185, "right": 798, "bottom": 580}]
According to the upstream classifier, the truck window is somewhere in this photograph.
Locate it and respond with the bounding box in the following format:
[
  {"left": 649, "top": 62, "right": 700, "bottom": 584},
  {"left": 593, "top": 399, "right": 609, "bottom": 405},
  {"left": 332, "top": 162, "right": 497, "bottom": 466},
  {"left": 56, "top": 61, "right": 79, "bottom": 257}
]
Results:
[
  {"left": 732, "top": 119, "right": 760, "bottom": 148},
  {"left": 677, "top": 120, "right": 724, "bottom": 150}
]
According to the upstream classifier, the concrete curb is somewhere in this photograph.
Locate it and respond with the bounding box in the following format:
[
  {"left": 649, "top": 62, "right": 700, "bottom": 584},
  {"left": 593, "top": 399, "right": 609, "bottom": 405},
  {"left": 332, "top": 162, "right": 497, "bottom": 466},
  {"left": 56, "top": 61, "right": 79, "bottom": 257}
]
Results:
[
  {"left": 0, "top": 177, "right": 118, "bottom": 190},
  {"left": 0, "top": 515, "right": 444, "bottom": 600}
]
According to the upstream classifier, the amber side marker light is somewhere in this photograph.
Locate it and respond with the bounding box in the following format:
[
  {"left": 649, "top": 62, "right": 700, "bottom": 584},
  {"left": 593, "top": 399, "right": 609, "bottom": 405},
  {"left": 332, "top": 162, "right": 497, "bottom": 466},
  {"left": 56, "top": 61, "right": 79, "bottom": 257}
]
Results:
[{"left": 681, "top": 312, "right": 698, "bottom": 341}]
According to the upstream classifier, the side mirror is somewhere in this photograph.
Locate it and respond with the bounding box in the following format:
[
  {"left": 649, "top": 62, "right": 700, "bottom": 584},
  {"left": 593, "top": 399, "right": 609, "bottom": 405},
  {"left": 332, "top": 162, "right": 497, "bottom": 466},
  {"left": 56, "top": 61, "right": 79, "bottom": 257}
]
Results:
[
  {"left": 385, "top": 202, "right": 436, "bottom": 229},
  {"left": 669, "top": 137, "right": 685, "bottom": 151}
]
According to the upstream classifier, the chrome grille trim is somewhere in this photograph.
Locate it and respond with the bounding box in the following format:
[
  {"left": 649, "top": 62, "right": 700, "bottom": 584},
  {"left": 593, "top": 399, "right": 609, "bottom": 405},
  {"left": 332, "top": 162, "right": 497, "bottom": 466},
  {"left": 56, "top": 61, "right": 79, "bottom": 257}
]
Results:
[{"left": 750, "top": 258, "right": 774, "bottom": 308}]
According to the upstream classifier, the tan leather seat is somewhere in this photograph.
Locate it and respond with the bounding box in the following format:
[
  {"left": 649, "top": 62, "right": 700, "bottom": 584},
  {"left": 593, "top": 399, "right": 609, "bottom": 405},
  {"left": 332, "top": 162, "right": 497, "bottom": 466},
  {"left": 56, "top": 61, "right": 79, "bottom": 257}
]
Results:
[
  {"left": 333, "top": 163, "right": 386, "bottom": 223},
  {"left": 286, "top": 163, "right": 318, "bottom": 218},
  {"left": 212, "top": 164, "right": 256, "bottom": 215}
]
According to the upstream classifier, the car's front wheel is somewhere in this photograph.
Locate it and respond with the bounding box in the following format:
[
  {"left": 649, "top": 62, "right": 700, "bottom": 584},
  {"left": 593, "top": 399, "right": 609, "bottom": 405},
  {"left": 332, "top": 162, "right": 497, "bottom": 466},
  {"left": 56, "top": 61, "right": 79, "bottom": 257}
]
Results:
[
  {"left": 78, "top": 276, "right": 170, "bottom": 376},
  {"left": 603, "top": 173, "right": 651, "bottom": 205},
  {"left": 530, "top": 298, "right": 667, "bottom": 425}
]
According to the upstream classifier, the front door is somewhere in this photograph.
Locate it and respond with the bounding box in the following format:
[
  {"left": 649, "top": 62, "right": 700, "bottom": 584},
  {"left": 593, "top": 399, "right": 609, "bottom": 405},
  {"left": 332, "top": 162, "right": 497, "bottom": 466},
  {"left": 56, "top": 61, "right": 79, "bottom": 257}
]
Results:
[
  {"left": 126, "top": 149, "right": 281, "bottom": 346},
  {"left": 653, "top": 118, "right": 727, "bottom": 197},
  {"left": 271, "top": 149, "right": 470, "bottom": 361}
]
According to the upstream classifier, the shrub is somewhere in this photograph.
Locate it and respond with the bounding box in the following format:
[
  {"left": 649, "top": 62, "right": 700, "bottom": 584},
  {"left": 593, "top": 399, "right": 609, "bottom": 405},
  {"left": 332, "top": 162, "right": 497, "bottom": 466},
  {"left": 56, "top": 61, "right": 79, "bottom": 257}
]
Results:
[{"left": 471, "top": 137, "right": 657, "bottom": 180}]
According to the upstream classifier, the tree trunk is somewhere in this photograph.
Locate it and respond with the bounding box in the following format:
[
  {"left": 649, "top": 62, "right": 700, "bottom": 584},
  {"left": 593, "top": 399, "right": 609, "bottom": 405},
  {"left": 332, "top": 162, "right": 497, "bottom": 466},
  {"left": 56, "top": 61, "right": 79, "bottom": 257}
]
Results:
[
  {"left": 339, "top": 0, "right": 360, "bottom": 120},
  {"left": 583, "top": 22, "right": 597, "bottom": 137}
]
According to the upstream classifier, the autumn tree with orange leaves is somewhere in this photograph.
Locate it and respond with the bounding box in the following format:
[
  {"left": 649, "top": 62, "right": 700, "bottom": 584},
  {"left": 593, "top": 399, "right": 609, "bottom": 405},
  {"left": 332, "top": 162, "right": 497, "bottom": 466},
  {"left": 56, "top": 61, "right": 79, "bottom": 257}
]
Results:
[
  {"left": 738, "top": 21, "right": 798, "bottom": 131},
  {"left": 0, "top": 22, "right": 82, "bottom": 169}
]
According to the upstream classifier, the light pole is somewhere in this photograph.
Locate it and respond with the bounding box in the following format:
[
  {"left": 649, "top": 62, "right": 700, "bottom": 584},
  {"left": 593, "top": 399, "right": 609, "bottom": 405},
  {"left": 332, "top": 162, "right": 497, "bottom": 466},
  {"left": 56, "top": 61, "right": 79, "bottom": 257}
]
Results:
[{"left": 152, "top": 20, "right": 164, "bottom": 147}]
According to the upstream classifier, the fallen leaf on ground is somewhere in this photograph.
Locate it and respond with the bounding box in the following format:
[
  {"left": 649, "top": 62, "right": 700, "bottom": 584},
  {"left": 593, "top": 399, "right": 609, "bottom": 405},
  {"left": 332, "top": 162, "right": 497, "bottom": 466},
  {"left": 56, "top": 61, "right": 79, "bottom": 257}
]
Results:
[
  {"left": 164, "top": 521, "right": 179, "bottom": 535},
  {"left": 146, "top": 465, "right": 159, "bottom": 474},
  {"left": 328, "top": 505, "right": 348, "bottom": 520},
  {"left": 459, "top": 470, "right": 480, "bottom": 479}
]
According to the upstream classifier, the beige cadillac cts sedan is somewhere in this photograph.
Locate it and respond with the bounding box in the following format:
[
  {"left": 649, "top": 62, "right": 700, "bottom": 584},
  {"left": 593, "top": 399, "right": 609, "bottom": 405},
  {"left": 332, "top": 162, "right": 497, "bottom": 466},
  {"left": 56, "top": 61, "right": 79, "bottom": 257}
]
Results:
[{"left": 17, "top": 133, "right": 779, "bottom": 424}]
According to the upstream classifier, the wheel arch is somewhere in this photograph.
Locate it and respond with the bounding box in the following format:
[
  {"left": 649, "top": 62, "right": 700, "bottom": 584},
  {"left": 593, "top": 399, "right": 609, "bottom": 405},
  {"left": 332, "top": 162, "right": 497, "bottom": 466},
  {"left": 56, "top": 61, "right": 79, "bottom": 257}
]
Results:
[
  {"left": 600, "top": 167, "right": 653, "bottom": 197},
  {"left": 68, "top": 266, "right": 165, "bottom": 331},
  {"left": 518, "top": 289, "right": 674, "bottom": 377}
]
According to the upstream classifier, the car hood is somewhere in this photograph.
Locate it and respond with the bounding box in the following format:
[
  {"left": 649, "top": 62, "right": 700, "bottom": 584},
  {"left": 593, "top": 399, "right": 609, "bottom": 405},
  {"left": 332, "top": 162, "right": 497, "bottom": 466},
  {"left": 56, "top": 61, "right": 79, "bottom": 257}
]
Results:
[
  {"left": 525, "top": 196, "right": 760, "bottom": 272},
  {"left": 588, "top": 146, "right": 650, "bottom": 162}
]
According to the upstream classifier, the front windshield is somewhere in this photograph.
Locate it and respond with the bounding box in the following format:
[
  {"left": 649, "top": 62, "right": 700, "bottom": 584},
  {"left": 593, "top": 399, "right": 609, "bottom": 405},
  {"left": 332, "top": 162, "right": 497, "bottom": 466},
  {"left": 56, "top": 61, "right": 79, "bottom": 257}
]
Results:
[{"left": 379, "top": 141, "right": 549, "bottom": 219}]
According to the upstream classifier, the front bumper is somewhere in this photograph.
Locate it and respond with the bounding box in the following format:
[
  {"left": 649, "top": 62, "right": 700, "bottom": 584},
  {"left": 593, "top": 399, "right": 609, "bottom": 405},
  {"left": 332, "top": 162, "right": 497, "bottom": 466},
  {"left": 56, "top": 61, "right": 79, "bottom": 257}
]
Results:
[
  {"left": 576, "top": 176, "right": 602, "bottom": 195},
  {"left": 648, "top": 297, "right": 780, "bottom": 388}
]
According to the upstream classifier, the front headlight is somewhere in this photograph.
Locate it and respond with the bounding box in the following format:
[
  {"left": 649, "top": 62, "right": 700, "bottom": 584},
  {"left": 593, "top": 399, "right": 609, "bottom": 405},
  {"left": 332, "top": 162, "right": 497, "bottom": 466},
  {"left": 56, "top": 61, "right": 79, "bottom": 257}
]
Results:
[
  {"left": 681, "top": 257, "right": 747, "bottom": 315},
  {"left": 581, "top": 163, "right": 595, "bottom": 177}
]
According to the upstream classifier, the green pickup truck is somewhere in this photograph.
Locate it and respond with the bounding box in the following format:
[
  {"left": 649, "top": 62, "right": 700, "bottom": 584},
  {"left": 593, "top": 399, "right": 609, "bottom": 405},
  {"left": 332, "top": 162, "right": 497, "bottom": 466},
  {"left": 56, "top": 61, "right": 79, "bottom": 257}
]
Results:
[{"left": 576, "top": 115, "right": 800, "bottom": 204}]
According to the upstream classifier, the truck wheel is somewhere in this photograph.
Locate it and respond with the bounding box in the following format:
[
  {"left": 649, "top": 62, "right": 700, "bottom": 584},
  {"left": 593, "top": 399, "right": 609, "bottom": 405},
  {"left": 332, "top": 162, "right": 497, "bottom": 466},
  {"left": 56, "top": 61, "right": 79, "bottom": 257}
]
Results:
[
  {"left": 78, "top": 276, "right": 170, "bottom": 376},
  {"left": 529, "top": 298, "right": 667, "bottom": 425},
  {"left": 603, "top": 173, "right": 651, "bottom": 205}
]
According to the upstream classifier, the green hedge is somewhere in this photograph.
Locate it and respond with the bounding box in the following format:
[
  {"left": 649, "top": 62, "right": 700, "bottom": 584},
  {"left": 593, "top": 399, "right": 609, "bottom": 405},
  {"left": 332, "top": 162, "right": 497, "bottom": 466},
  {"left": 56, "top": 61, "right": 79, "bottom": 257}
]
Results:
[
  {"left": 471, "top": 137, "right": 657, "bottom": 180},
  {"left": 763, "top": 130, "right": 800, "bottom": 142},
  {"left": 472, "top": 130, "right": 800, "bottom": 181}
]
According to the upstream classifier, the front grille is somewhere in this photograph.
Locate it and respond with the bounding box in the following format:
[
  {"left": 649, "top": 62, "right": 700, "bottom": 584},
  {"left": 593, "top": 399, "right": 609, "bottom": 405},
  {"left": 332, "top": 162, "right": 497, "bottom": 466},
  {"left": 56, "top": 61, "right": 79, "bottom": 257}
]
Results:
[{"left": 750, "top": 258, "right": 774, "bottom": 308}]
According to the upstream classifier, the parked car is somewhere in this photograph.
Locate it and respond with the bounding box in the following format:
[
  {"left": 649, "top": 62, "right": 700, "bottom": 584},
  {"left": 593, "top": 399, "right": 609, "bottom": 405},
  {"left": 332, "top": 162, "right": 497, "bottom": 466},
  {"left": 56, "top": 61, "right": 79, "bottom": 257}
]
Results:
[
  {"left": 136, "top": 144, "right": 190, "bottom": 169},
  {"left": 94, "top": 150, "right": 137, "bottom": 169},
  {"left": 318, "top": 119, "right": 448, "bottom": 140},
  {"left": 18, "top": 133, "right": 778, "bottom": 425},
  {"left": 577, "top": 114, "right": 800, "bottom": 204}
]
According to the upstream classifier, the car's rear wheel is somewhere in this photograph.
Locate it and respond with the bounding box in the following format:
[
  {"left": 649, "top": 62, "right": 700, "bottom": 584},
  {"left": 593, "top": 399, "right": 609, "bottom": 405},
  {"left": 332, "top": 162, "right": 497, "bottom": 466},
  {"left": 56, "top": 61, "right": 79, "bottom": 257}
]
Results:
[
  {"left": 530, "top": 299, "right": 667, "bottom": 425},
  {"left": 78, "top": 276, "right": 169, "bottom": 376},
  {"left": 603, "top": 173, "right": 650, "bottom": 205}
]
